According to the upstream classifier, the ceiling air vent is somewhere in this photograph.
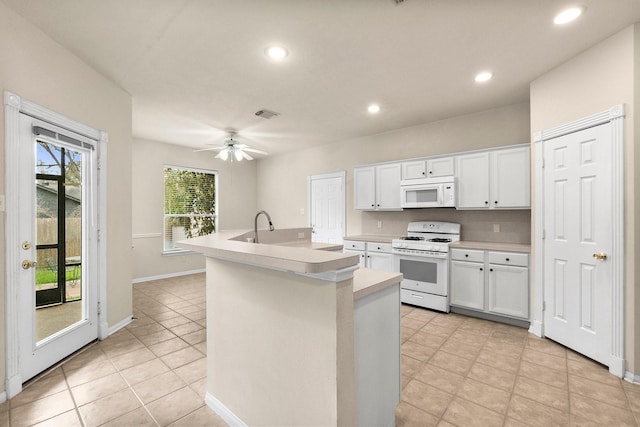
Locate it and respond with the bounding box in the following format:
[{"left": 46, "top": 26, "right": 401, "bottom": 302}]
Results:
[{"left": 254, "top": 109, "right": 280, "bottom": 119}]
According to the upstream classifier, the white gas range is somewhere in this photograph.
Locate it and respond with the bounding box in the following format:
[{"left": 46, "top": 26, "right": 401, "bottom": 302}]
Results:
[{"left": 392, "top": 221, "right": 461, "bottom": 312}]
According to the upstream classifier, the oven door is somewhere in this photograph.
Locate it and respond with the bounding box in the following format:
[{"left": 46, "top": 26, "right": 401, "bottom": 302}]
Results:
[
  {"left": 400, "top": 183, "right": 442, "bottom": 208},
  {"left": 393, "top": 253, "right": 448, "bottom": 296}
]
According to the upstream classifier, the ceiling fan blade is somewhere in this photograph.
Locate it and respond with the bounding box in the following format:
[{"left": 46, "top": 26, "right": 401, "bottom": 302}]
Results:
[
  {"left": 243, "top": 147, "right": 268, "bottom": 155},
  {"left": 240, "top": 151, "right": 254, "bottom": 161},
  {"left": 194, "top": 146, "right": 225, "bottom": 152}
]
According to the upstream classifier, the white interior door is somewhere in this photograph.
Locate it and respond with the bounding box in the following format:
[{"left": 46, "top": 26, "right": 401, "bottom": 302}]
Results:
[
  {"left": 17, "top": 114, "right": 99, "bottom": 381},
  {"left": 543, "top": 122, "right": 612, "bottom": 366},
  {"left": 309, "top": 173, "right": 345, "bottom": 244}
]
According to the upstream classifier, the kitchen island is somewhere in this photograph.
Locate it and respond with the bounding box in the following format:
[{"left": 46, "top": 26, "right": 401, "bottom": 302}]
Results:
[{"left": 179, "top": 228, "right": 401, "bottom": 427}]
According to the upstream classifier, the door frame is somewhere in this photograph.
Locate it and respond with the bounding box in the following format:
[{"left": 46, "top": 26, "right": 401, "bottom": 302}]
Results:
[
  {"left": 307, "top": 171, "right": 346, "bottom": 242},
  {"left": 4, "top": 91, "right": 108, "bottom": 398},
  {"left": 532, "top": 104, "right": 625, "bottom": 377}
]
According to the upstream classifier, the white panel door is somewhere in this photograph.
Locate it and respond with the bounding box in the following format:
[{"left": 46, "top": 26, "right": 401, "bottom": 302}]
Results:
[
  {"left": 310, "top": 173, "right": 345, "bottom": 244},
  {"left": 543, "top": 123, "right": 612, "bottom": 366}
]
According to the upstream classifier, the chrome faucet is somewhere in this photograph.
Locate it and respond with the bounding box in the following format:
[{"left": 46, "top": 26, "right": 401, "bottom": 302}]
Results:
[{"left": 254, "top": 210, "right": 275, "bottom": 243}]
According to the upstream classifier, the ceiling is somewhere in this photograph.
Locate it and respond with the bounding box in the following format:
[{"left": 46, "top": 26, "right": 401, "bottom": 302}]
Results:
[{"left": 3, "top": 0, "right": 640, "bottom": 157}]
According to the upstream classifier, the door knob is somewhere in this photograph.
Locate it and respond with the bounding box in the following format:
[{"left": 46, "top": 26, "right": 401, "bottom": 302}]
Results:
[
  {"left": 592, "top": 252, "right": 608, "bottom": 261},
  {"left": 22, "top": 260, "right": 37, "bottom": 269}
]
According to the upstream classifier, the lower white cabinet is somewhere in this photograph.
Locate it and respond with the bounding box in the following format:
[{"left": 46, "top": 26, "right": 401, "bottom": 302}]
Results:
[
  {"left": 450, "top": 248, "right": 529, "bottom": 320},
  {"left": 343, "top": 240, "right": 393, "bottom": 272}
]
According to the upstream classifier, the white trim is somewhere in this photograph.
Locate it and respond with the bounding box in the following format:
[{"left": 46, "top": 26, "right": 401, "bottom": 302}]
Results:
[
  {"left": 297, "top": 265, "right": 359, "bottom": 282},
  {"left": 0, "top": 391, "right": 6, "bottom": 404},
  {"left": 97, "top": 131, "right": 109, "bottom": 340},
  {"left": 528, "top": 320, "right": 543, "bottom": 338},
  {"left": 624, "top": 371, "right": 640, "bottom": 384},
  {"left": 534, "top": 104, "right": 625, "bottom": 377},
  {"left": 205, "top": 392, "right": 248, "bottom": 427},
  {"left": 107, "top": 316, "right": 134, "bottom": 336},
  {"left": 132, "top": 268, "right": 206, "bottom": 284},
  {"left": 307, "top": 171, "right": 347, "bottom": 241},
  {"left": 4, "top": 92, "right": 23, "bottom": 398},
  {"left": 531, "top": 135, "right": 545, "bottom": 340},
  {"left": 132, "top": 233, "right": 163, "bottom": 239}
]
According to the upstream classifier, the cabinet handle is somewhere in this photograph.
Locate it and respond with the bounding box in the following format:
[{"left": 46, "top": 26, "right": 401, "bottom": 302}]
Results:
[
  {"left": 480, "top": 267, "right": 483, "bottom": 271},
  {"left": 494, "top": 201, "right": 498, "bottom": 204},
  {"left": 429, "top": 171, "right": 433, "bottom": 174},
  {"left": 490, "top": 268, "right": 493, "bottom": 272},
  {"left": 371, "top": 204, "right": 375, "bottom": 207},
  {"left": 421, "top": 171, "right": 425, "bottom": 175},
  {"left": 465, "top": 254, "right": 469, "bottom": 257},
  {"left": 484, "top": 201, "right": 489, "bottom": 205},
  {"left": 376, "top": 204, "right": 380, "bottom": 207},
  {"left": 505, "top": 258, "right": 510, "bottom": 262},
  {"left": 410, "top": 293, "right": 423, "bottom": 299}
]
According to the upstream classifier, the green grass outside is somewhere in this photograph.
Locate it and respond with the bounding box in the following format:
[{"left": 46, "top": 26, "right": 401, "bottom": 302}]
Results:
[{"left": 36, "top": 268, "right": 81, "bottom": 285}]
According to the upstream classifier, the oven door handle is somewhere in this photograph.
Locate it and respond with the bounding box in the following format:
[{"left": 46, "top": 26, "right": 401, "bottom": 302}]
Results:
[{"left": 409, "top": 293, "right": 424, "bottom": 299}]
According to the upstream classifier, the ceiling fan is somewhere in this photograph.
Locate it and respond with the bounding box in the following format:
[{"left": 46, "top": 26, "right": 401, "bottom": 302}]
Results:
[{"left": 195, "top": 131, "right": 268, "bottom": 161}]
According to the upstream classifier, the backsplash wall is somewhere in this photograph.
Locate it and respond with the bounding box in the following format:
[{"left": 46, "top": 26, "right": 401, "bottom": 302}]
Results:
[{"left": 361, "top": 209, "right": 531, "bottom": 244}]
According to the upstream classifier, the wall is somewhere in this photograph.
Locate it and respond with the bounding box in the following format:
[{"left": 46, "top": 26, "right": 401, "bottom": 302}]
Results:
[
  {"left": 131, "top": 139, "right": 257, "bottom": 280},
  {"left": 0, "top": 3, "right": 132, "bottom": 392},
  {"left": 256, "top": 102, "right": 531, "bottom": 240},
  {"left": 530, "top": 24, "right": 639, "bottom": 375}
]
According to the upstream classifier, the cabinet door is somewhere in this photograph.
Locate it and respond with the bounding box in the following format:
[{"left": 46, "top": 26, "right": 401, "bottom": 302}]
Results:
[
  {"left": 450, "top": 260, "right": 485, "bottom": 310},
  {"left": 344, "top": 249, "right": 366, "bottom": 268},
  {"left": 375, "top": 163, "right": 402, "bottom": 210},
  {"left": 488, "top": 264, "right": 529, "bottom": 319},
  {"left": 455, "top": 152, "right": 490, "bottom": 209},
  {"left": 401, "top": 160, "right": 426, "bottom": 180},
  {"left": 367, "top": 252, "right": 393, "bottom": 272},
  {"left": 354, "top": 166, "right": 376, "bottom": 210},
  {"left": 427, "top": 157, "right": 454, "bottom": 177},
  {"left": 491, "top": 147, "right": 530, "bottom": 208}
]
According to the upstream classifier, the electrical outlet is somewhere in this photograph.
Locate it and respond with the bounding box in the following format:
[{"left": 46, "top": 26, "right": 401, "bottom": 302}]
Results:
[
  {"left": 299, "top": 208, "right": 305, "bottom": 215},
  {"left": 493, "top": 223, "right": 500, "bottom": 233},
  {"left": 377, "top": 220, "right": 383, "bottom": 229},
  {"left": 298, "top": 232, "right": 305, "bottom": 239},
  {"left": 0, "top": 194, "right": 5, "bottom": 212}
]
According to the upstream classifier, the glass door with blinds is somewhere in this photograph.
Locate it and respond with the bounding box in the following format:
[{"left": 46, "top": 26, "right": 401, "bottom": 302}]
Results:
[{"left": 18, "top": 115, "right": 99, "bottom": 381}]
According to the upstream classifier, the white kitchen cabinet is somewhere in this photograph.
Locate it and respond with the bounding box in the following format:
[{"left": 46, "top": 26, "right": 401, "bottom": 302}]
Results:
[
  {"left": 343, "top": 240, "right": 393, "bottom": 272},
  {"left": 450, "top": 248, "right": 529, "bottom": 321},
  {"left": 456, "top": 146, "right": 530, "bottom": 209},
  {"left": 354, "top": 163, "right": 402, "bottom": 211},
  {"left": 450, "top": 249, "right": 485, "bottom": 310},
  {"left": 401, "top": 157, "right": 454, "bottom": 180}
]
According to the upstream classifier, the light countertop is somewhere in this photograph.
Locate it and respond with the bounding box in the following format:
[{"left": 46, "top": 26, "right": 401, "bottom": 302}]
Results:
[
  {"left": 343, "top": 234, "right": 399, "bottom": 244},
  {"left": 177, "top": 229, "right": 357, "bottom": 274},
  {"left": 450, "top": 241, "right": 531, "bottom": 253},
  {"left": 353, "top": 268, "right": 402, "bottom": 300}
]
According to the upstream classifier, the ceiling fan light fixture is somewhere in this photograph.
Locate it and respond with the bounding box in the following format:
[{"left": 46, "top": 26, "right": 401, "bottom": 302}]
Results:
[
  {"left": 219, "top": 149, "right": 229, "bottom": 161},
  {"left": 234, "top": 149, "right": 244, "bottom": 161},
  {"left": 554, "top": 6, "right": 585, "bottom": 25}
]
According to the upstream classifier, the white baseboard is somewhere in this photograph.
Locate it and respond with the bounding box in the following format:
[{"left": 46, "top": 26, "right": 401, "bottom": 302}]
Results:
[
  {"left": 624, "top": 371, "right": 640, "bottom": 384},
  {"left": 108, "top": 316, "right": 134, "bottom": 336},
  {"left": 609, "top": 356, "right": 625, "bottom": 378},
  {"left": 132, "top": 269, "right": 205, "bottom": 284},
  {"left": 205, "top": 392, "right": 247, "bottom": 427},
  {"left": 528, "top": 320, "right": 543, "bottom": 337}
]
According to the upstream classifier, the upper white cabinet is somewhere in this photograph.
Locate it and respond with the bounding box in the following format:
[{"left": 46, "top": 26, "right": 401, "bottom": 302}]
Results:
[
  {"left": 401, "top": 157, "right": 454, "bottom": 180},
  {"left": 354, "top": 163, "right": 402, "bottom": 211},
  {"left": 456, "top": 146, "right": 530, "bottom": 209}
]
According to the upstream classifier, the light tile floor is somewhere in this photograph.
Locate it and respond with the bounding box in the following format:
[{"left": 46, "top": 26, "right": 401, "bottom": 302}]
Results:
[{"left": 2, "top": 273, "right": 639, "bottom": 426}]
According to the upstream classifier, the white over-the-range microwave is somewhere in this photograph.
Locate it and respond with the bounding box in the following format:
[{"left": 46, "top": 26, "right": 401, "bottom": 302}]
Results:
[{"left": 400, "top": 177, "right": 455, "bottom": 208}]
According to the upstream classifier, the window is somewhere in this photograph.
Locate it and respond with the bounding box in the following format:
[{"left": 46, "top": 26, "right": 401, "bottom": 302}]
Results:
[{"left": 163, "top": 165, "right": 217, "bottom": 252}]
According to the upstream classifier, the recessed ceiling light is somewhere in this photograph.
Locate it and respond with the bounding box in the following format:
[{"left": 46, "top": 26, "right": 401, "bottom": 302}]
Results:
[
  {"left": 265, "top": 46, "right": 288, "bottom": 60},
  {"left": 367, "top": 104, "right": 381, "bottom": 114},
  {"left": 554, "top": 6, "right": 585, "bottom": 25},
  {"left": 474, "top": 71, "right": 493, "bottom": 83}
]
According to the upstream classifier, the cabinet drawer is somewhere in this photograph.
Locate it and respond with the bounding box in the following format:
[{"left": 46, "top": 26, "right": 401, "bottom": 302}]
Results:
[
  {"left": 488, "top": 251, "right": 528, "bottom": 267},
  {"left": 367, "top": 242, "right": 392, "bottom": 253},
  {"left": 343, "top": 240, "right": 365, "bottom": 251},
  {"left": 450, "top": 248, "right": 484, "bottom": 263}
]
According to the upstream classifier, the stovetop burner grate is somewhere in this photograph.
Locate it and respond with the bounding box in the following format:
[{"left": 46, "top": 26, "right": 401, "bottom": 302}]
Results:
[
  {"left": 401, "top": 236, "right": 424, "bottom": 241},
  {"left": 428, "top": 238, "right": 452, "bottom": 243}
]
